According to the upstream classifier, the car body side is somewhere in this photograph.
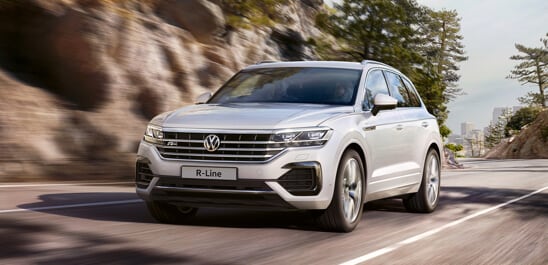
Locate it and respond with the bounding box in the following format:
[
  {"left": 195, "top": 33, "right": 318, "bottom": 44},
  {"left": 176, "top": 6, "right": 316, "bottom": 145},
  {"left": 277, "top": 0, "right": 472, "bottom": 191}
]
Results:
[{"left": 312, "top": 66, "right": 442, "bottom": 204}]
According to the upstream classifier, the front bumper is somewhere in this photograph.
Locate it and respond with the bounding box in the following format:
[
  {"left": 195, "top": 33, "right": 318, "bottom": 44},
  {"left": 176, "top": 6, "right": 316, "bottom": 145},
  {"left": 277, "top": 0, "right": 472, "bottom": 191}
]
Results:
[{"left": 136, "top": 140, "right": 338, "bottom": 210}]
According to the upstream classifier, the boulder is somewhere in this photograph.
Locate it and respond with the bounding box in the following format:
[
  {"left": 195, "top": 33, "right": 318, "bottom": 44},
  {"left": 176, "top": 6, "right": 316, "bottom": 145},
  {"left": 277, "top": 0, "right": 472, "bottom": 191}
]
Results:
[
  {"left": 155, "top": 0, "right": 225, "bottom": 44},
  {"left": 485, "top": 110, "right": 548, "bottom": 159},
  {"left": 0, "top": 0, "right": 330, "bottom": 180}
]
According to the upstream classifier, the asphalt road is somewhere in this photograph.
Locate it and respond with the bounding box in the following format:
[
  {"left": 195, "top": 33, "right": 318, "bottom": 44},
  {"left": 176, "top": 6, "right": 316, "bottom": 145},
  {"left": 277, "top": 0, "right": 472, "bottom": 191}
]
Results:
[{"left": 1, "top": 159, "right": 547, "bottom": 265}]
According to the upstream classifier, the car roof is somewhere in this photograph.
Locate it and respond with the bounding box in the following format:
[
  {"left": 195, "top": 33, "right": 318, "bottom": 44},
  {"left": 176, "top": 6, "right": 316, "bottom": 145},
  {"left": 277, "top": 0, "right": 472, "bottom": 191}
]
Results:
[{"left": 244, "top": 60, "right": 394, "bottom": 71}]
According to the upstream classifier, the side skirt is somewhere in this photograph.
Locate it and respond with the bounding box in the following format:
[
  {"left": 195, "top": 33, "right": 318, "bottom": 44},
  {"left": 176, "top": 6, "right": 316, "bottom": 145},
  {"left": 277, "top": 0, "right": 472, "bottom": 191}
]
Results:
[{"left": 365, "top": 183, "right": 420, "bottom": 202}]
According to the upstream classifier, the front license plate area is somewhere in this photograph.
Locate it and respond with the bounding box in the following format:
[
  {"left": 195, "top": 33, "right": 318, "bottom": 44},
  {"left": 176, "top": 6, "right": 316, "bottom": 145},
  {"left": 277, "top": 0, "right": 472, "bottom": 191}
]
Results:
[{"left": 181, "top": 166, "right": 237, "bottom": 181}]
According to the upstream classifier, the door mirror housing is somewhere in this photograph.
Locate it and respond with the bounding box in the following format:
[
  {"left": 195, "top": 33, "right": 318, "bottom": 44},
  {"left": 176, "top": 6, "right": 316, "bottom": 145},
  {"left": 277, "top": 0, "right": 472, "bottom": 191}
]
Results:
[
  {"left": 371, "top": 94, "right": 397, "bottom": 116},
  {"left": 195, "top": 92, "right": 212, "bottom": 104}
]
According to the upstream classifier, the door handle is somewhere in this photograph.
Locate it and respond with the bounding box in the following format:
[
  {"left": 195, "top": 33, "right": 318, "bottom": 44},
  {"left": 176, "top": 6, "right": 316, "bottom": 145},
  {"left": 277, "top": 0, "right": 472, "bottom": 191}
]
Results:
[
  {"left": 421, "top": 121, "right": 429, "bottom": 128},
  {"left": 396, "top": 124, "right": 404, "bottom": 131}
]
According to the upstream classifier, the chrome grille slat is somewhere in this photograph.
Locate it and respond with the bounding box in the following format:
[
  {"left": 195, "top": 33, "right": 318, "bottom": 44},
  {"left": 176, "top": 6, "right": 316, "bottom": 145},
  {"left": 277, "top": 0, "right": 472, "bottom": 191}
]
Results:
[
  {"left": 210, "top": 140, "right": 276, "bottom": 144},
  {"left": 160, "top": 151, "right": 273, "bottom": 158},
  {"left": 160, "top": 139, "right": 324, "bottom": 144},
  {"left": 218, "top": 147, "right": 284, "bottom": 151},
  {"left": 154, "top": 132, "right": 284, "bottom": 162},
  {"left": 160, "top": 139, "right": 204, "bottom": 143},
  {"left": 156, "top": 146, "right": 284, "bottom": 152}
]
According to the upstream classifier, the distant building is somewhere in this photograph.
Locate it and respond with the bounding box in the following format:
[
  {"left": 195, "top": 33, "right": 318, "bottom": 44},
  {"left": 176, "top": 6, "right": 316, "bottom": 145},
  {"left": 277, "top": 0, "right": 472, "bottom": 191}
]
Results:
[
  {"left": 492, "top": 106, "right": 522, "bottom": 125},
  {"left": 463, "top": 129, "right": 485, "bottom": 157},
  {"left": 492, "top": 107, "right": 510, "bottom": 124},
  {"left": 461, "top": 122, "right": 475, "bottom": 138},
  {"left": 448, "top": 134, "right": 464, "bottom": 145}
]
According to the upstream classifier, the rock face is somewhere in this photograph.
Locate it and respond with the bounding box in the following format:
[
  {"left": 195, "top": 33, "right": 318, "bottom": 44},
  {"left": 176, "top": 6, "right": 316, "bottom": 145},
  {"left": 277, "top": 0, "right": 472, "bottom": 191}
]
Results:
[
  {"left": 155, "top": 0, "right": 226, "bottom": 44},
  {"left": 485, "top": 110, "right": 548, "bottom": 159},
  {"left": 0, "top": 0, "right": 329, "bottom": 180}
]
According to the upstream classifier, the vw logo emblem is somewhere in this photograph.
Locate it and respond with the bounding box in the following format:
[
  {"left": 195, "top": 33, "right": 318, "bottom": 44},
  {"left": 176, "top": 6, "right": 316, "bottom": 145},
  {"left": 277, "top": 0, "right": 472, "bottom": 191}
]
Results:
[{"left": 204, "top": 134, "right": 221, "bottom": 152}]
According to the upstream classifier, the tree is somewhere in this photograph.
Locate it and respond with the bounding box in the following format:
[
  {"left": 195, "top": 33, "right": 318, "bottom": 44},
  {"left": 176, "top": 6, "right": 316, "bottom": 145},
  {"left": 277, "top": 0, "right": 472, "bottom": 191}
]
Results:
[
  {"left": 416, "top": 9, "right": 467, "bottom": 125},
  {"left": 316, "top": 0, "right": 426, "bottom": 73},
  {"left": 422, "top": 9, "right": 468, "bottom": 101},
  {"left": 314, "top": 0, "right": 467, "bottom": 128},
  {"left": 518, "top": 91, "right": 545, "bottom": 107},
  {"left": 439, "top": 124, "right": 451, "bottom": 139},
  {"left": 485, "top": 122, "right": 504, "bottom": 148},
  {"left": 507, "top": 33, "right": 548, "bottom": 108},
  {"left": 445, "top": 143, "right": 463, "bottom": 154},
  {"left": 485, "top": 109, "right": 513, "bottom": 148},
  {"left": 504, "top": 107, "right": 542, "bottom": 136}
]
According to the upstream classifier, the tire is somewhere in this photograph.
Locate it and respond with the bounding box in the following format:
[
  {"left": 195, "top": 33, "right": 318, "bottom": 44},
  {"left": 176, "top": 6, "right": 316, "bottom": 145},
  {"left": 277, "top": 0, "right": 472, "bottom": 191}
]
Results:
[
  {"left": 317, "top": 149, "right": 365, "bottom": 232},
  {"left": 146, "top": 201, "right": 198, "bottom": 224},
  {"left": 403, "top": 148, "right": 441, "bottom": 213}
]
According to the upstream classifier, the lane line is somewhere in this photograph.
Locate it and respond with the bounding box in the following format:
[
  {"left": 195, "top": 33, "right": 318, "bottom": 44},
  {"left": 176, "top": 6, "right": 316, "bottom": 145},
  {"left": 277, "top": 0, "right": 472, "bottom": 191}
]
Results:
[
  {"left": 339, "top": 185, "right": 548, "bottom": 265},
  {"left": 0, "top": 182, "right": 134, "bottom": 188},
  {"left": 0, "top": 199, "right": 143, "bottom": 214}
]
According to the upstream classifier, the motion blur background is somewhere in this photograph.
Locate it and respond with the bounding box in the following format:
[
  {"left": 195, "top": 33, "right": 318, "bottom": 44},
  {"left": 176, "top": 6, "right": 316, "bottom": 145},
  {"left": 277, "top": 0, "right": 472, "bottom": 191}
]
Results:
[
  {"left": 0, "top": 0, "right": 546, "bottom": 182},
  {"left": 0, "top": 0, "right": 334, "bottom": 181}
]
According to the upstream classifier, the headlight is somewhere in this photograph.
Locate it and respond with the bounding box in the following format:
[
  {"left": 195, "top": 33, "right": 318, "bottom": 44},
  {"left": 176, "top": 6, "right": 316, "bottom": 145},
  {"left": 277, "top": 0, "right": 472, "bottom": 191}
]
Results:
[
  {"left": 295, "top": 130, "right": 328, "bottom": 140},
  {"left": 144, "top": 124, "right": 163, "bottom": 144},
  {"left": 271, "top": 127, "right": 332, "bottom": 147},
  {"left": 271, "top": 132, "right": 299, "bottom": 142}
]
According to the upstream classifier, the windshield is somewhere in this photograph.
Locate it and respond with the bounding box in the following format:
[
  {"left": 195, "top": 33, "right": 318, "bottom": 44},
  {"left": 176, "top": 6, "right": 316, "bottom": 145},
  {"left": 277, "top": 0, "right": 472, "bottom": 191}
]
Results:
[{"left": 208, "top": 67, "right": 362, "bottom": 105}]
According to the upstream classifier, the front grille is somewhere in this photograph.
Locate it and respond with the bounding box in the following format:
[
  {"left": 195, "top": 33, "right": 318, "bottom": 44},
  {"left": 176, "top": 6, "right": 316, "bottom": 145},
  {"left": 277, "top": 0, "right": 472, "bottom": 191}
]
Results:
[
  {"left": 278, "top": 168, "right": 319, "bottom": 195},
  {"left": 154, "top": 132, "right": 284, "bottom": 162},
  {"left": 156, "top": 177, "right": 273, "bottom": 192},
  {"left": 136, "top": 162, "right": 154, "bottom": 189}
]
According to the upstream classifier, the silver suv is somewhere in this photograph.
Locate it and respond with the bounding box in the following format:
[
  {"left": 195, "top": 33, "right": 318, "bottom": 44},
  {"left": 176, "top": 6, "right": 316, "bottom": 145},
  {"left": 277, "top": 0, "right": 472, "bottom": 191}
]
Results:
[{"left": 136, "top": 60, "right": 442, "bottom": 232}]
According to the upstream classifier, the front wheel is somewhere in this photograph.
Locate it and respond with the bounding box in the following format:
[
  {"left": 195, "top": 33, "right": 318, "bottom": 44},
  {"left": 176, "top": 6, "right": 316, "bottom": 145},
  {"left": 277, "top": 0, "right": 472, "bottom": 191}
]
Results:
[
  {"left": 316, "top": 149, "right": 365, "bottom": 232},
  {"left": 403, "top": 148, "right": 441, "bottom": 213},
  {"left": 146, "top": 201, "right": 198, "bottom": 224}
]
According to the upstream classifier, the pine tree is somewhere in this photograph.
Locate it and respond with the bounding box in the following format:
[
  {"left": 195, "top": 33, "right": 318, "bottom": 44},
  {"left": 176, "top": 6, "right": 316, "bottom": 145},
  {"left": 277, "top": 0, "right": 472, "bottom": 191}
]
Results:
[
  {"left": 316, "top": 0, "right": 426, "bottom": 74},
  {"left": 485, "top": 109, "right": 513, "bottom": 148},
  {"left": 313, "top": 0, "right": 467, "bottom": 128},
  {"left": 423, "top": 9, "right": 468, "bottom": 101},
  {"left": 507, "top": 33, "right": 548, "bottom": 108}
]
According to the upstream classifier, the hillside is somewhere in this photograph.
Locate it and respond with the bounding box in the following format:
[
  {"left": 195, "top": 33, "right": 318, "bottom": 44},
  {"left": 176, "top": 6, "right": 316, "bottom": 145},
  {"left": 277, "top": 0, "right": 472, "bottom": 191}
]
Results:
[
  {"left": 485, "top": 110, "right": 548, "bottom": 159},
  {"left": 0, "top": 0, "right": 330, "bottom": 180}
]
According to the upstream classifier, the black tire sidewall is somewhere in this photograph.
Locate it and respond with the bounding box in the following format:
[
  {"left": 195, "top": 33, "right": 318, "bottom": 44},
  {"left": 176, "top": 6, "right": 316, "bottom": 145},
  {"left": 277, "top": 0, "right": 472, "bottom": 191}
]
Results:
[
  {"left": 421, "top": 149, "right": 441, "bottom": 211},
  {"left": 333, "top": 149, "right": 365, "bottom": 231}
]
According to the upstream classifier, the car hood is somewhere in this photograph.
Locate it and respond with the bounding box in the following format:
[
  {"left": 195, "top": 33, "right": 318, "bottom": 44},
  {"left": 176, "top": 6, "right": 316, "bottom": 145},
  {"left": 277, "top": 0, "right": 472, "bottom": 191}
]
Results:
[{"left": 156, "top": 103, "right": 353, "bottom": 130}]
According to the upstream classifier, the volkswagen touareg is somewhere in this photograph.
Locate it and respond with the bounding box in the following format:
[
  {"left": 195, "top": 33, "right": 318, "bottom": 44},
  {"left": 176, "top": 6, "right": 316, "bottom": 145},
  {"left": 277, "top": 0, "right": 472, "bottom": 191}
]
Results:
[{"left": 136, "top": 60, "right": 443, "bottom": 232}]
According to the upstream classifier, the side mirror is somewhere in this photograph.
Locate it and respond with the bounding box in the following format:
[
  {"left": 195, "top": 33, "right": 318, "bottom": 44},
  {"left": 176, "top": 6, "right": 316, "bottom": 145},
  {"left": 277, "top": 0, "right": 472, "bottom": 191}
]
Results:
[
  {"left": 371, "top": 94, "right": 397, "bottom": 116},
  {"left": 195, "top": 92, "right": 212, "bottom": 104}
]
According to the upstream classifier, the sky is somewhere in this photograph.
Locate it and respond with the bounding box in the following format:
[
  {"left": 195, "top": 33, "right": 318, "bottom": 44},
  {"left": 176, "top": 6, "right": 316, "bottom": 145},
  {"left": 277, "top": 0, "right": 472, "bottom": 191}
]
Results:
[{"left": 324, "top": 0, "right": 548, "bottom": 134}]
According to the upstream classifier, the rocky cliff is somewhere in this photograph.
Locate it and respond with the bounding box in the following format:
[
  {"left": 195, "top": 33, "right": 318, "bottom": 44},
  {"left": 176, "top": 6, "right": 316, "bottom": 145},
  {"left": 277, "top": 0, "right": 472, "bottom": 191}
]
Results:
[
  {"left": 0, "top": 0, "right": 329, "bottom": 180},
  {"left": 485, "top": 110, "right": 548, "bottom": 159}
]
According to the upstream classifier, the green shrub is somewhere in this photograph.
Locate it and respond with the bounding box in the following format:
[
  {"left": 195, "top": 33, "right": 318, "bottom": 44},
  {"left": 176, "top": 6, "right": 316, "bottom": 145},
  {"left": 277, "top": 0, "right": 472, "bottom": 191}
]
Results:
[
  {"left": 221, "top": 0, "right": 290, "bottom": 29},
  {"left": 505, "top": 107, "right": 542, "bottom": 136}
]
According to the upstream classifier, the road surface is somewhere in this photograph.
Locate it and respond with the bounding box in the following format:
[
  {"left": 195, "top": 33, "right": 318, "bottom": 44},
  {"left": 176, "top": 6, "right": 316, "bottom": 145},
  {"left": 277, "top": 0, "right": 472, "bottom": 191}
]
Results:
[{"left": 1, "top": 159, "right": 547, "bottom": 265}]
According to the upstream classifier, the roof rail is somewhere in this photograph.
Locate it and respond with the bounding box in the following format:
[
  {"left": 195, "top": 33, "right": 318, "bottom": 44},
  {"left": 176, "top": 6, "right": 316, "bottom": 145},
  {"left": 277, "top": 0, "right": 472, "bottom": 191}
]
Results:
[
  {"left": 255, "top": 60, "right": 278, "bottom": 64},
  {"left": 360, "top": 60, "right": 391, "bottom": 67}
]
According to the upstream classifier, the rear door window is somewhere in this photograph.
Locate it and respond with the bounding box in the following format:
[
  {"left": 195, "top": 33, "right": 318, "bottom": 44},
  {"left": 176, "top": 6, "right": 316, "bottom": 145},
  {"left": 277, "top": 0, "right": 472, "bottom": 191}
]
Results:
[
  {"left": 384, "top": 71, "right": 410, "bottom": 107},
  {"left": 401, "top": 78, "right": 421, "bottom": 107}
]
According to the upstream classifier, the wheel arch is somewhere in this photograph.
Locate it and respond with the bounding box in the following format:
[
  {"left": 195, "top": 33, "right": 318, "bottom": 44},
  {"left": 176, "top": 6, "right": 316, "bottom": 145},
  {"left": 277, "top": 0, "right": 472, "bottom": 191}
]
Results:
[
  {"left": 427, "top": 141, "right": 443, "bottom": 168},
  {"left": 421, "top": 128, "right": 443, "bottom": 168},
  {"left": 344, "top": 143, "right": 366, "bottom": 169},
  {"left": 340, "top": 142, "right": 368, "bottom": 190},
  {"left": 428, "top": 142, "right": 441, "bottom": 159}
]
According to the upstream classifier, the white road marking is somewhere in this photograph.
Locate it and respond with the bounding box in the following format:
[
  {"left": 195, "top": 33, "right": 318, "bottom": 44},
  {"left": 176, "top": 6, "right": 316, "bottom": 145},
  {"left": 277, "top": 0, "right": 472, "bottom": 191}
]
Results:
[
  {"left": 339, "top": 185, "right": 548, "bottom": 265},
  {"left": 0, "top": 199, "right": 143, "bottom": 214},
  {"left": 0, "top": 182, "right": 133, "bottom": 188}
]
